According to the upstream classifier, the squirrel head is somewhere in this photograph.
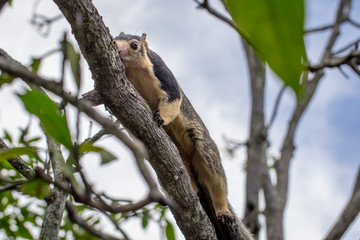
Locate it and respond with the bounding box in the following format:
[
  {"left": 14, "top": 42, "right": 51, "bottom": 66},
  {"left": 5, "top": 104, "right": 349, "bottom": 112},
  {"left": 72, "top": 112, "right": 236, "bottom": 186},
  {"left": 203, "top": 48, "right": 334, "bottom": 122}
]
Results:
[{"left": 114, "top": 33, "right": 149, "bottom": 67}]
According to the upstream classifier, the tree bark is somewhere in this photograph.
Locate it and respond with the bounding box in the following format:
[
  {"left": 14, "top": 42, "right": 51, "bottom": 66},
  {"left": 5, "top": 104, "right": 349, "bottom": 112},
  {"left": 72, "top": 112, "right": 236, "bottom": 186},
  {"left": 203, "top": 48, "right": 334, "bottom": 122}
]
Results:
[
  {"left": 39, "top": 137, "right": 68, "bottom": 240},
  {"left": 242, "top": 40, "right": 266, "bottom": 239}
]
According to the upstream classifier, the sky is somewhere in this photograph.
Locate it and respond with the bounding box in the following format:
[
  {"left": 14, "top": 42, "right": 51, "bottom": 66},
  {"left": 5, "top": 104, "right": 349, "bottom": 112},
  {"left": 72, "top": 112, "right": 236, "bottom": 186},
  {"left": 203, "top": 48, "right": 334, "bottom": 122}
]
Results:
[{"left": 0, "top": 0, "right": 360, "bottom": 240}]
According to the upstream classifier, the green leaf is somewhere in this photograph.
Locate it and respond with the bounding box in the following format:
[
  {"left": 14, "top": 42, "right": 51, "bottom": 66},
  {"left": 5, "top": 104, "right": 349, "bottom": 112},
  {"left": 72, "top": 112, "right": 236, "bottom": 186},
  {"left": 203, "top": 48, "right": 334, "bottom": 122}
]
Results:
[
  {"left": 62, "top": 41, "right": 81, "bottom": 89},
  {"left": 141, "top": 208, "right": 149, "bottom": 229},
  {"left": 0, "top": 72, "right": 15, "bottom": 86},
  {"left": 165, "top": 220, "right": 175, "bottom": 240},
  {"left": 22, "top": 178, "right": 51, "bottom": 198},
  {"left": 99, "top": 149, "right": 116, "bottom": 165},
  {"left": 3, "top": 130, "right": 12, "bottom": 143},
  {"left": 79, "top": 142, "right": 117, "bottom": 165},
  {"left": 79, "top": 142, "right": 103, "bottom": 153},
  {"left": 0, "top": 147, "right": 37, "bottom": 161},
  {"left": 222, "top": 0, "right": 305, "bottom": 96},
  {"left": 27, "top": 136, "right": 42, "bottom": 143},
  {"left": 18, "top": 89, "right": 72, "bottom": 149},
  {"left": 30, "top": 58, "right": 42, "bottom": 73}
]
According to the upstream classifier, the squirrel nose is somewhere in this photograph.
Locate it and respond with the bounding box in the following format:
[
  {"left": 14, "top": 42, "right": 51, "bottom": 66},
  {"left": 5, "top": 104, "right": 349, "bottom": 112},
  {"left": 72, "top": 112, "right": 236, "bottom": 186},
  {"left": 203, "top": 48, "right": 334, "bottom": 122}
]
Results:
[
  {"left": 115, "top": 41, "right": 127, "bottom": 60},
  {"left": 118, "top": 49, "right": 127, "bottom": 61}
]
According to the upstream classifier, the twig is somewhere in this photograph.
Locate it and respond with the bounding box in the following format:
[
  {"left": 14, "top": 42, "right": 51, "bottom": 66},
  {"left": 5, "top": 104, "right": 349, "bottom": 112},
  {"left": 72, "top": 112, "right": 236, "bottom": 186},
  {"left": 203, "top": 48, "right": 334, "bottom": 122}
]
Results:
[
  {"left": 30, "top": 0, "right": 62, "bottom": 37},
  {"left": 85, "top": 120, "right": 122, "bottom": 144},
  {"left": 266, "top": 85, "right": 286, "bottom": 130},
  {"left": 193, "top": 0, "right": 245, "bottom": 37},
  {"left": 324, "top": 167, "right": 360, "bottom": 240},
  {"left": 305, "top": 23, "right": 339, "bottom": 34},
  {"left": 0, "top": 138, "right": 37, "bottom": 180},
  {"left": 305, "top": 17, "right": 348, "bottom": 34},
  {"left": 309, "top": 50, "right": 360, "bottom": 71},
  {"left": 101, "top": 211, "right": 130, "bottom": 240},
  {"left": 66, "top": 201, "right": 124, "bottom": 240},
  {"left": 348, "top": 58, "right": 360, "bottom": 75},
  {"left": 348, "top": 18, "right": 360, "bottom": 28},
  {"left": 331, "top": 37, "right": 360, "bottom": 56}
]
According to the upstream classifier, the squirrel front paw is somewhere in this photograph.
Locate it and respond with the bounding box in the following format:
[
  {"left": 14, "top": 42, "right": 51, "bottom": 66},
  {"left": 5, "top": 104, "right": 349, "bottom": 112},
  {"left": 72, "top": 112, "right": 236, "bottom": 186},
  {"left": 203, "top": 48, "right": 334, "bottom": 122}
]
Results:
[{"left": 153, "top": 109, "right": 164, "bottom": 127}]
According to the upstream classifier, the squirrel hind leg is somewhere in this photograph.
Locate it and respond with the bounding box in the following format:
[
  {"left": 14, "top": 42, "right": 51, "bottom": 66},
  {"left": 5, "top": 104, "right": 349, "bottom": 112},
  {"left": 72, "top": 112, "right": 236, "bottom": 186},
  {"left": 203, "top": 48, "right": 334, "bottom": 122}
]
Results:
[{"left": 190, "top": 144, "right": 235, "bottom": 226}]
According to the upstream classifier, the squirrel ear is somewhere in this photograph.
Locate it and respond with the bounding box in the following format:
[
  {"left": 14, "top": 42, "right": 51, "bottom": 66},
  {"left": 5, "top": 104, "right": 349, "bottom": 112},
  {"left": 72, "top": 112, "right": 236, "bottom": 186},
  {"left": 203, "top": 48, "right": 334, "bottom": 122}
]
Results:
[{"left": 141, "top": 33, "right": 148, "bottom": 52}]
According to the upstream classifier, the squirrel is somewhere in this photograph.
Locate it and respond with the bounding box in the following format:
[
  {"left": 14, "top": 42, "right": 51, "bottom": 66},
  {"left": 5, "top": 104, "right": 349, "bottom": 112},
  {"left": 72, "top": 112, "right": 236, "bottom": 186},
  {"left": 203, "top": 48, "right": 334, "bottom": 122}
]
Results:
[{"left": 114, "top": 33, "right": 253, "bottom": 240}]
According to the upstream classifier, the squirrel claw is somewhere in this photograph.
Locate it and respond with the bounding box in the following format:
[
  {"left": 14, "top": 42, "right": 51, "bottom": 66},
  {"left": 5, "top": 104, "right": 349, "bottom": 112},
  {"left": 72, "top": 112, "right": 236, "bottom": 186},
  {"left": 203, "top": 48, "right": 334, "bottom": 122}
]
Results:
[
  {"left": 217, "top": 211, "right": 236, "bottom": 226},
  {"left": 153, "top": 109, "right": 164, "bottom": 127}
]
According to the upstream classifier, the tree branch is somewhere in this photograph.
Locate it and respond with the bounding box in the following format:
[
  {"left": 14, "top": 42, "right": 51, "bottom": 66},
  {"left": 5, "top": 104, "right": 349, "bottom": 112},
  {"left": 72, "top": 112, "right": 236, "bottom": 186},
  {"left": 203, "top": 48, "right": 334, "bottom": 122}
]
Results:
[
  {"left": 66, "top": 201, "right": 124, "bottom": 240},
  {"left": 266, "top": 85, "right": 286, "bottom": 130},
  {"left": 0, "top": 138, "right": 37, "bottom": 180},
  {"left": 242, "top": 40, "right": 266, "bottom": 237},
  {"left": 39, "top": 137, "right": 68, "bottom": 240},
  {"left": 324, "top": 167, "right": 360, "bottom": 240},
  {"left": 309, "top": 50, "right": 360, "bottom": 72}
]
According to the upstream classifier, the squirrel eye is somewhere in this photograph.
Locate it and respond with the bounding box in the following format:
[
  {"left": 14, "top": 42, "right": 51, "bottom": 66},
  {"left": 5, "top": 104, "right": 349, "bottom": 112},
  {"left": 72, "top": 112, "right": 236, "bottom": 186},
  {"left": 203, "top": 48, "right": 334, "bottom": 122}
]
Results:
[{"left": 130, "top": 41, "right": 139, "bottom": 50}]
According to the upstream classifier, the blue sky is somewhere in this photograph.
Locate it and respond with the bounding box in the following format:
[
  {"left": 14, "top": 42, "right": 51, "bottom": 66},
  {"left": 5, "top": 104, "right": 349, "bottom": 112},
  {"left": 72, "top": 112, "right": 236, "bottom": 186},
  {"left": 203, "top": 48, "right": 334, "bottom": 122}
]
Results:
[{"left": 0, "top": 0, "right": 359, "bottom": 239}]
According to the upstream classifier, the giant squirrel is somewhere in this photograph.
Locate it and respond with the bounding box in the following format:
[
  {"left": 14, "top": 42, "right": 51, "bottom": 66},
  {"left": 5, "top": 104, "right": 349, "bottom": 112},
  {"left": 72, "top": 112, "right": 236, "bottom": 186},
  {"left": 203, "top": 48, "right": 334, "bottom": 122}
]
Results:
[{"left": 114, "top": 33, "right": 252, "bottom": 240}]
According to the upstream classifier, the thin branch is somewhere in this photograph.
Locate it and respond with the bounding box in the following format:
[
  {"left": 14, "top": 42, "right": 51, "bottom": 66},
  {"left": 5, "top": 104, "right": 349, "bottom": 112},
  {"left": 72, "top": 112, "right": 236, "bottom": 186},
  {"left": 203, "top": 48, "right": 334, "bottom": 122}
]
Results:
[
  {"left": 66, "top": 201, "right": 124, "bottom": 240},
  {"left": 0, "top": 138, "right": 37, "bottom": 180},
  {"left": 348, "top": 18, "right": 360, "bottom": 28},
  {"left": 348, "top": 57, "right": 360, "bottom": 75},
  {"left": 193, "top": 0, "right": 245, "bottom": 37},
  {"left": 266, "top": 85, "right": 286, "bottom": 130},
  {"left": 35, "top": 167, "right": 159, "bottom": 213},
  {"left": 30, "top": 0, "right": 63, "bottom": 37},
  {"left": 309, "top": 50, "right": 360, "bottom": 71},
  {"left": 322, "top": 0, "right": 351, "bottom": 61},
  {"left": 305, "top": 23, "right": 340, "bottom": 34},
  {"left": 331, "top": 37, "right": 360, "bottom": 56},
  {"left": 324, "top": 167, "right": 360, "bottom": 240},
  {"left": 101, "top": 211, "right": 131, "bottom": 240}
]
